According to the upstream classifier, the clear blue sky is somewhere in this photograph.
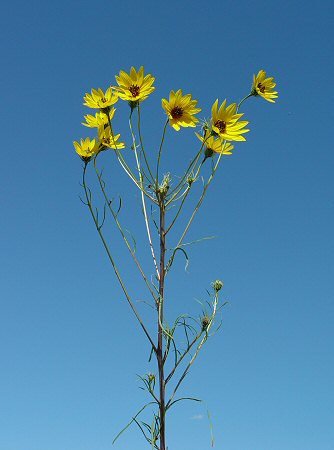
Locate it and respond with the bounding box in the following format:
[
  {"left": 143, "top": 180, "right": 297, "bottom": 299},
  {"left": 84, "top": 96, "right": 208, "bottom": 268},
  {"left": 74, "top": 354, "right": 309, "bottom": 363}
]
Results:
[{"left": 1, "top": 0, "right": 333, "bottom": 449}]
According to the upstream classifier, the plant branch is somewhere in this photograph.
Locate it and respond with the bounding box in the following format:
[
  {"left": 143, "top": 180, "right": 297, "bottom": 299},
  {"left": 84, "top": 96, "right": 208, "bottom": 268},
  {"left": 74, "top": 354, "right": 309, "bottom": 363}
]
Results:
[
  {"left": 82, "top": 163, "right": 157, "bottom": 353},
  {"left": 93, "top": 157, "right": 158, "bottom": 304}
]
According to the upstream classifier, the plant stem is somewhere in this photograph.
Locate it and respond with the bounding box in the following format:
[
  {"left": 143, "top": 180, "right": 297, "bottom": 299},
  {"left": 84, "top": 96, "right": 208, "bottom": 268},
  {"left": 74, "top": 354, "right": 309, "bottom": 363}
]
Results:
[
  {"left": 156, "top": 120, "right": 169, "bottom": 189},
  {"left": 237, "top": 93, "right": 253, "bottom": 112},
  {"left": 129, "top": 111, "right": 160, "bottom": 278},
  {"left": 167, "top": 152, "right": 223, "bottom": 266},
  {"left": 137, "top": 103, "right": 156, "bottom": 184},
  {"left": 93, "top": 157, "right": 158, "bottom": 303},
  {"left": 82, "top": 164, "right": 157, "bottom": 353},
  {"left": 166, "top": 293, "right": 218, "bottom": 409},
  {"left": 157, "top": 199, "right": 166, "bottom": 450}
]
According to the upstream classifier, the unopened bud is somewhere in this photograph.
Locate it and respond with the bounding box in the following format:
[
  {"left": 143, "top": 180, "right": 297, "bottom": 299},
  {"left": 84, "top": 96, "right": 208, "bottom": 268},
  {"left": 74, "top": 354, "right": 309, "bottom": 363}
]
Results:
[
  {"left": 212, "top": 279, "right": 223, "bottom": 292},
  {"left": 148, "top": 373, "right": 156, "bottom": 384},
  {"left": 158, "top": 173, "right": 171, "bottom": 196},
  {"left": 201, "top": 315, "right": 210, "bottom": 331},
  {"left": 187, "top": 174, "right": 196, "bottom": 186}
]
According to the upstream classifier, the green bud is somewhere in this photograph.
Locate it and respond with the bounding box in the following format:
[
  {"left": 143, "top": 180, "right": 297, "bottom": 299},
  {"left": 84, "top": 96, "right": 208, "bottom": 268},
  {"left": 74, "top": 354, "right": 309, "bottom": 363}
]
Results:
[
  {"left": 147, "top": 373, "right": 156, "bottom": 383},
  {"left": 158, "top": 173, "right": 171, "bottom": 196},
  {"left": 212, "top": 279, "right": 223, "bottom": 292},
  {"left": 187, "top": 174, "right": 196, "bottom": 186}
]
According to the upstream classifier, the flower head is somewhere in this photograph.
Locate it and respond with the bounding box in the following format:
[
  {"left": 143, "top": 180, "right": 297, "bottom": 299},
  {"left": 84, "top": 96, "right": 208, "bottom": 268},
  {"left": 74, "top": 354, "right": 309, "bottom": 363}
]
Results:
[
  {"left": 73, "top": 137, "right": 100, "bottom": 162},
  {"left": 211, "top": 100, "right": 249, "bottom": 141},
  {"left": 82, "top": 109, "right": 116, "bottom": 128},
  {"left": 196, "top": 131, "right": 234, "bottom": 156},
  {"left": 162, "top": 89, "right": 201, "bottom": 131},
  {"left": 83, "top": 87, "right": 118, "bottom": 109},
  {"left": 251, "top": 70, "right": 278, "bottom": 103},
  {"left": 98, "top": 125, "right": 125, "bottom": 150},
  {"left": 115, "top": 66, "right": 155, "bottom": 103}
]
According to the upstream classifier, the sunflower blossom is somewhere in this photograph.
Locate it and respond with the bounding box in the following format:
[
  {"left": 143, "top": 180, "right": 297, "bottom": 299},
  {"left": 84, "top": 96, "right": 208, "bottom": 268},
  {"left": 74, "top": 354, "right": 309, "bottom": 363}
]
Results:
[
  {"left": 115, "top": 66, "right": 155, "bottom": 103},
  {"left": 251, "top": 70, "right": 278, "bottom": 103},
  {"left": 211, "top": 100, "right": 249, "bottom": 141},
  {"left": 73, "top": 138, "right": 100, "bottom": 161},
  {"left": 196, "top": 132, "right": 234, "bottom": 156},
  {"left": 83, "top": 87, "right": 118, "bottom": 109},
  {"left": 98, "top": 125, "right": 125, "bottom": 150},
  {"left": 162, "top": 90, "right": 201, "bottom": 131},
  {"left": 82, "top": 109, "right": 116, "bottom": 128}
]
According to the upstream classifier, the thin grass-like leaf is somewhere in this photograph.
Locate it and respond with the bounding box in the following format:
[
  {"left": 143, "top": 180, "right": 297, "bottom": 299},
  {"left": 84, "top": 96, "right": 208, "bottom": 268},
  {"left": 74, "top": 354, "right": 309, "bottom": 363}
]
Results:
[
  {"left": 207, "top": 408, "right": 214, "bottom": 447},
  {"left": 180, "top": 235, "right": 216, "bottom": 247},
  {"left": 167, "top": 247, "right": 189, "bottom": 272},
  {"left": 125, "top": 228, "right": 137, "bottom": 253},
  {"left": 166, "top": 396, "right": 202, "bottom": 411},
  {"left": 78, "top": 195, "right": 88, "bottom": 206},
  {"left": 115, "top": 196, "right": 122, "bottom": 217},
  {"left": 133, "top": 418, "right": 154, "bottom": 447},
  {"left": 112, "top": 401, "right": 156, "bottom": 445}
]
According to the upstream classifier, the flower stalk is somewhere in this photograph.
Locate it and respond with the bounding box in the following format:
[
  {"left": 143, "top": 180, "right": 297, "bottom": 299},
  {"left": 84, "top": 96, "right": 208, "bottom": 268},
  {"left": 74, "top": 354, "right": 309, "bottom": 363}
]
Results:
[{"left": 82, "top": 163, "right": 157, "bottom": 353}]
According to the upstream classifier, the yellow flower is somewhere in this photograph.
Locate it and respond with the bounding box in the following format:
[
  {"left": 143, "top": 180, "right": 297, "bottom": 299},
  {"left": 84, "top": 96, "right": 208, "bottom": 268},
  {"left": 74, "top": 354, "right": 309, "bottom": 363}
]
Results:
[
  {"left": 98, "top": 126, "right": 125, "bottom": 150},
  {"left": 252, "top": 70, "right": 278, "bottom": 103},
  {"left": 211, "top": 100, "right": 249, "bottom": 141},
  {"left": 162, "top": 89, "right": 201, "bottom": 131},
  {"left": 115, "top": 66, "right": 155, "bottom": 102},
  {"left": 83, "top": 87, "right": 118, "bottom": 109},
  {"left": 196, "top": 132, "right": 234, "bottom": 155},
  {"left": 82, "top": 109, "right": 116, "bottom": 128},
  {"left": 73, "top": 137, "right": 100, "bottom": 161}
]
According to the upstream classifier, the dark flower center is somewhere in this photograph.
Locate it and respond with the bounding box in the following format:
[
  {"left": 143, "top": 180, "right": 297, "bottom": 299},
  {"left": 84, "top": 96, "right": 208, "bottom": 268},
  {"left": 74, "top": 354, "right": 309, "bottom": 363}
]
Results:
[
  {"left": 214, "top": 120, "right": 226, "bottom": 134},
  {"left": 257, "top": 82, "right": 266, "bottom": 93},
  {"left": 101, "top": 97, "right": 107, "bottom": 103},
  {"left": 171, "top": 106, "right": 183, "bottom": 119},
  {"left": 129, "top": 85, "right": 140, "bottom": 97}
]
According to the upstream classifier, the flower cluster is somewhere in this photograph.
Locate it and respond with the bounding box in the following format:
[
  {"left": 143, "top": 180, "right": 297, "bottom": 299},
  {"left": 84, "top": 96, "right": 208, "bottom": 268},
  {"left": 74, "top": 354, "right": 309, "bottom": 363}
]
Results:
[
  {"left": 73, "top": 66, "right": 278, "bottom": 162},
  {"left": 72, "top": 67, "right": 278, "bottom": 450}
]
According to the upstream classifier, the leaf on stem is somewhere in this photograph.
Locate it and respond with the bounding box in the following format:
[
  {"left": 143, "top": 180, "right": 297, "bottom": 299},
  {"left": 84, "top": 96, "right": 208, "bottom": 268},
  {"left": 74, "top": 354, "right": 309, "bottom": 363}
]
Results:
[{"left": 112, "top": 402, "right": 156, "bottom": 445}]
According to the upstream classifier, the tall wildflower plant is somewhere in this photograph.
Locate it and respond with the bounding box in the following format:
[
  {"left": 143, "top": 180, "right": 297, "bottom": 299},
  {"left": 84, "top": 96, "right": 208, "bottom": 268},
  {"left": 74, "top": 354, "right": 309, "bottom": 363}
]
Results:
[{"left": 73, "top": 67, "right": 278, "bottom": 449}]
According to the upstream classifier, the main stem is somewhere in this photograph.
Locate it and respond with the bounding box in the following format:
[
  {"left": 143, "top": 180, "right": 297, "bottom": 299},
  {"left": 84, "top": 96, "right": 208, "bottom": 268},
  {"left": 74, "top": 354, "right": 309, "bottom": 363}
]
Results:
[{"left": 158, "top": 199, "right": 166, "bottom": 450}]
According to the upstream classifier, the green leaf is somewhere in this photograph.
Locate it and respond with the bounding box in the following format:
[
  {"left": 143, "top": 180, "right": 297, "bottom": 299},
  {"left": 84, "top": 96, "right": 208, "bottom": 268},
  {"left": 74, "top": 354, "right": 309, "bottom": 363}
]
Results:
[
  {"left": 166, "top": 396, "right": 202, "bottom": 411},
  {"left": 112, "top": 401, "right": 156, "bottom": 445}
]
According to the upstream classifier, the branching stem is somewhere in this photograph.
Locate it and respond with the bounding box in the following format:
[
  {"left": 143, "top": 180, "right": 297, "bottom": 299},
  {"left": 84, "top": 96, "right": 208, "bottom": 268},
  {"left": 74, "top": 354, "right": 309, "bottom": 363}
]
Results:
[
  {"left": 166, "top": 293, "right": 218, "bottom": 409},
  {"left": 129, "top": 110, "right": 160, "bottom": 279},
  {"left": 93, "top": 157, "right": 158, "bottom": 304},
  {"left": 82, "top": 163, "right": 157, "bottom": 353}
]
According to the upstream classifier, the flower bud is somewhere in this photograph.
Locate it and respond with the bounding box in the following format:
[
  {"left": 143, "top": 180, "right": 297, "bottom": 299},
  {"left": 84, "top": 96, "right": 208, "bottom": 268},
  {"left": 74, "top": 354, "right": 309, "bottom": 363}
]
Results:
[
  {"left": 187, "top": 174, "right": 196, "bottom": 186},
  {"left": 212, "top": 279, "right": 223, "bottom": 292},
  {"left": 158, "top": 173, "right": 171, "bottom": 196},
  {"left": 148, "top": 373, "right": 156, "bottom": 384},
  {"left": 201, "top": 315, "right": 210, "bottom": 331}
]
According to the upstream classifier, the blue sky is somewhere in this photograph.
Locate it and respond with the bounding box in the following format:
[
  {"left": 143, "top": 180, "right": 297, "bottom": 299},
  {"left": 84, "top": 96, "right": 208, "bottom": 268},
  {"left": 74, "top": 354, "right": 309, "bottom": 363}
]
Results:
[{"left": 1, "top": 0, "right": 334, "bottom": 449}]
